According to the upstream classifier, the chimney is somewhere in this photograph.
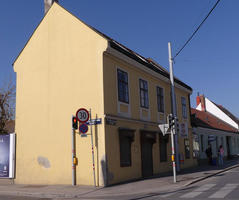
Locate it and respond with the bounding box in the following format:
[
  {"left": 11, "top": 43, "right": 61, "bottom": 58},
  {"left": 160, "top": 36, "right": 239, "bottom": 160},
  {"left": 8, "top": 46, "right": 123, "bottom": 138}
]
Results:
[
  {"left": 196, "top": 92, "right": 200, "bottom": 106},
  {"left": 196, "top": 94, "right": 206, "bottom": 112},
  {"left": 44, "top": 0, "right": 59, "bottom": 14}
]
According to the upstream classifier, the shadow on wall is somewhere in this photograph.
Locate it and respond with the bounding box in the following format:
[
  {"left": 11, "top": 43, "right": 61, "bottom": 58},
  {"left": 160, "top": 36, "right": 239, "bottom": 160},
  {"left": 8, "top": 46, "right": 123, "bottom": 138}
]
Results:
[
  {"left": 100, "top": 156, "right": 114, "bottom": 186},
  {"left": 101, "top": 158, "right": 107, "bottom": 186}
]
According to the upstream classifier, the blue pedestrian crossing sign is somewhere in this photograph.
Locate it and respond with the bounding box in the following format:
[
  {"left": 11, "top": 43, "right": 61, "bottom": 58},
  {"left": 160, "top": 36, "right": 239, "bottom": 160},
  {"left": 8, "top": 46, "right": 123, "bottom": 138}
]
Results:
[{"left": 79, "top": 123, "right": 88, "bottom": 134}]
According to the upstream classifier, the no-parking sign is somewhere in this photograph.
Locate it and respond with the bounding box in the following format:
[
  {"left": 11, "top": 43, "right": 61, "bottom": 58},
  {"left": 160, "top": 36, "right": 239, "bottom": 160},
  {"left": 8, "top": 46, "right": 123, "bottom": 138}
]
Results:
[{"left": 79, "top": 123, "right": 88, "bottom": 134}]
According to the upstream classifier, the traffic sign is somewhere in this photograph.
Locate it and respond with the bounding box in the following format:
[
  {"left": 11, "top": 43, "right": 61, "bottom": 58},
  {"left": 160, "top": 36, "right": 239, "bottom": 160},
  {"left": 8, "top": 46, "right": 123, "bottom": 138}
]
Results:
[
  {"left": 76, "top": 108, "right": 89, "bottom": 123},
  {"left": 159, "top": 124, "right": 170, "bottom": 136},
  {"left": 179, "top": 122, "right": 188, "bottom": 138},
  {"left": 79, "top": 123, "right": 88, "bottom": 134}
]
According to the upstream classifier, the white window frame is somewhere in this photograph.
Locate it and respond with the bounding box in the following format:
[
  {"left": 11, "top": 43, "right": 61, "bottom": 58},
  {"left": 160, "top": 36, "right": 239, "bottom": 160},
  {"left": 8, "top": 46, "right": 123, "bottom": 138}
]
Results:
[
  {"left": 138, "top": 77, "right": 150, "bottom": 121},
  {"left": 116, "top": 67, "right": 131, "bottom": 117},
  {"left": 117, "top": 68, "right": 129, "bottom": 104},
  {"left": 139, "top": 78, "right": 149, "bottom": 109}
]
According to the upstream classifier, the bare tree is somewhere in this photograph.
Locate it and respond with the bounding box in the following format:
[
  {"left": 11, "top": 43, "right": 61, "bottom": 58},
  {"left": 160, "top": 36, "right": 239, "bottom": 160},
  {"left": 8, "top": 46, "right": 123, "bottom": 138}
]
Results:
[{"left": 0, "top": 80, "right": 15, "bottom": 134}]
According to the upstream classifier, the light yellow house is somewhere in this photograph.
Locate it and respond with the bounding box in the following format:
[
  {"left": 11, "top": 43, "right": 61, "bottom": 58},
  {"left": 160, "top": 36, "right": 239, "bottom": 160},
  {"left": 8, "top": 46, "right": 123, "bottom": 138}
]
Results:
[{"left": 13, "top": 3, "right": 197, "bottom": 186}]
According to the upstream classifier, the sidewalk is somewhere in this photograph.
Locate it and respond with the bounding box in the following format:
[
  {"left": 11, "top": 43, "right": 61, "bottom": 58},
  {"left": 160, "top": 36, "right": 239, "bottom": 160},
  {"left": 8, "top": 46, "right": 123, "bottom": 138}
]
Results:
[{"left": 0, "top": 158, "right": 238, "bottom": 199}]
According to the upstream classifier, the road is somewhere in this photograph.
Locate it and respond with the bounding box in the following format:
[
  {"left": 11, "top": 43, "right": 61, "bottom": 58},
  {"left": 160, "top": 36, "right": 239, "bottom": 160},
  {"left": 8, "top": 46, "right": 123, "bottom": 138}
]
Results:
[
  {"left": 0, "top": 166, "right": 238, "bottom": 200},
  {"left": 138, "top": 166, "right": 239, "bottom": 200}
]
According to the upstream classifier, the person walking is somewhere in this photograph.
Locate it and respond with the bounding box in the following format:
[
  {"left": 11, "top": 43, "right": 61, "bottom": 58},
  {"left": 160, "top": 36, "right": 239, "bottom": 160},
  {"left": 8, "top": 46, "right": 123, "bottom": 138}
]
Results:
[
  {"left": 218, "top": 145, "right": 224, "bottom": 166},
  {"left": 206, "top": 144, "right": 212, "bottom": 165}
]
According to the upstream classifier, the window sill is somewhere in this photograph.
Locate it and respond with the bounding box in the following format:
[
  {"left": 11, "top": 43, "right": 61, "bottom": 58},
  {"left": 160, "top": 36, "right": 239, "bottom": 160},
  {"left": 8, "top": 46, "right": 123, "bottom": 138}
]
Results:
[{"left": 120, "top": 164, "right": 132, "bottom": 167}]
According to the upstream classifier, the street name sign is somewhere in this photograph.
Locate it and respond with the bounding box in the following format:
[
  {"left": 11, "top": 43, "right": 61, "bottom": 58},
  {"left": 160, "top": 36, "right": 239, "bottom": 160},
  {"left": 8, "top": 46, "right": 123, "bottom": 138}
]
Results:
[{"left": 86, "top": 118, "right": 102, "bottom": 125}]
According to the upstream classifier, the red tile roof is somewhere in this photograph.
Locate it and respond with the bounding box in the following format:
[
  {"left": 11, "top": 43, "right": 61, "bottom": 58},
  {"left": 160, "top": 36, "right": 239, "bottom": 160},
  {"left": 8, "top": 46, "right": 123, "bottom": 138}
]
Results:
[{"left": 191, "top": 108, "right": 238, "bottom": 133}]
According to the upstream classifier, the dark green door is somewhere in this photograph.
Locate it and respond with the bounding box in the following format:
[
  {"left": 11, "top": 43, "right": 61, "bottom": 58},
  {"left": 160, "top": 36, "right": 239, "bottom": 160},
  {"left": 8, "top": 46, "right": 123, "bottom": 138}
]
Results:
[{"left": 141, "top": 132, "right": 156, "bottom": 178}]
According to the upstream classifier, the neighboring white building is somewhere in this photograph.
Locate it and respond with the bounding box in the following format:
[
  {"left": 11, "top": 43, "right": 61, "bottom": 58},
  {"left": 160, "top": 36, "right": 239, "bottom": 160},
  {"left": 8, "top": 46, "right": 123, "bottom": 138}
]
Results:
[
  {"left": 196, "top": 95, "right": 239, "bottom": 130},
  {"left": 192, "top": 95, "right": 239, "bottom": 163}
]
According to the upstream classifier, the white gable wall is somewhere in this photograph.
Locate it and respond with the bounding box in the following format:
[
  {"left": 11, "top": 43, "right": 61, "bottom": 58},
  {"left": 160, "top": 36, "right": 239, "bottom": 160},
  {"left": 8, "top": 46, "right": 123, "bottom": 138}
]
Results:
[
  {"left": 196, "top": 103, "right": 202, "bottom": 111},
  {"left": 196, "top": 98, "right": 239, "bottom": 130}
]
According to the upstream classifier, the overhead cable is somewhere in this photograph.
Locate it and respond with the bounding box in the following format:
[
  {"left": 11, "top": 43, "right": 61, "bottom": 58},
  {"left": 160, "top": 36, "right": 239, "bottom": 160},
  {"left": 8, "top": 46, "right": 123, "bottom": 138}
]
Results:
[{"left": 173, "top": 0, "right": 222, "bottom": 60}]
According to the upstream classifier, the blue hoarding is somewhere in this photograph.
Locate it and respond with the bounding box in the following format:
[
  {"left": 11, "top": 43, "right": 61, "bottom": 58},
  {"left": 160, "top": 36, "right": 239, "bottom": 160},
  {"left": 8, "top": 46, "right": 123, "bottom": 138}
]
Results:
[
  {"left": 0, "top": 135, "right": 10, "bottom": 177},
  {"left": 0, "top": 134, "right": 15, "bottom": 178}
]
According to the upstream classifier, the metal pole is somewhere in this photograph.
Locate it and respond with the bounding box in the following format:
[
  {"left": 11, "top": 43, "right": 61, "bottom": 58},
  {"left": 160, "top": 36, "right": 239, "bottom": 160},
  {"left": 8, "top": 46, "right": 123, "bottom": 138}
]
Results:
[
  {"left": 90, "top": 109, "right": 96, "bottom": 187},
  {"left": 168, "top": 43, "right": 180, "bottom": 172},
  {"left": 175, "top": 126, "right": 180, "bottom": 172},
  {"left": 72, "top": 115, "right": 76, "bottom": 186},
  {"left": 168, "top": 42, "right": 177, "bottom": 183}
]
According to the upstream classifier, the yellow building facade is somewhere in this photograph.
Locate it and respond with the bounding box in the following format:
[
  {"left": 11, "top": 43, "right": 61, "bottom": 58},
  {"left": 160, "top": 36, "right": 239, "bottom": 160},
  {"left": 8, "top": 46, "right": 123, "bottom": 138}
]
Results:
[{"left": 13, "top": 3, "right": 197, "bottom": 186}]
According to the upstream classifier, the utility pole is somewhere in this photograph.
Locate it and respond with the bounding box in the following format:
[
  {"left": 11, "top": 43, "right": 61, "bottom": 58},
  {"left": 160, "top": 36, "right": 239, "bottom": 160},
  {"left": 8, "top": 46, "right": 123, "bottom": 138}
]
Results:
[
  {"left": 72, "top": 115, "right": 76, "bottom": 186},
  {"left": 168, "top": 42, "right": 179, "bottom": 182}
]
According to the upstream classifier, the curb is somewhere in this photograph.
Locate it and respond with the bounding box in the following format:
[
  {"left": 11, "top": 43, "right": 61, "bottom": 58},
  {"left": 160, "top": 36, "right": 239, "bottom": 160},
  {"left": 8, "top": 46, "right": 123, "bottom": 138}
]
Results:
[
  {"left": 184, "top": 163, "right": 239, "bottom": 187},
  {"left": 0, "top": 190, "right": 98, "bottom": 199},
  {"left": 0, "top": 186, "right": 101, "bottom": 199}
]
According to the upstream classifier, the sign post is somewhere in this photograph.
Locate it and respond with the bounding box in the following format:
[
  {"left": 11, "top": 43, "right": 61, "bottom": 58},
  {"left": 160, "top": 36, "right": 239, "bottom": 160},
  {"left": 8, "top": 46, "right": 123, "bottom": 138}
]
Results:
[
  {"left": 76, "top": 108, "right": 96, "bottom": 187},
  {"left": 71, "top": 115, "right": 76, "bottom": 186},
  {"left": 89, "top": 109, "right": 96, "bottom": 187},
  {"left": 72, "top": 108, "right": 89, "bottom": 186}
]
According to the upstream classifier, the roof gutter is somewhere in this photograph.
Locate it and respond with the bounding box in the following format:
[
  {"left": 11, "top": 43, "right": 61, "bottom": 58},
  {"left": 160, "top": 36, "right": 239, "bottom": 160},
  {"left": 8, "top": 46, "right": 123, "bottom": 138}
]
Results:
[{"left": 106, "top": 41, "right": 192, "bottom": 94}]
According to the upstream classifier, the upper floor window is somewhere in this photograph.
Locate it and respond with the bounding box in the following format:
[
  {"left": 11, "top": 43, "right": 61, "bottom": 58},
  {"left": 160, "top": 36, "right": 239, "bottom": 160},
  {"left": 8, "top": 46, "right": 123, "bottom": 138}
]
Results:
[
  {"left": 181, "top": 97, "right": 187, "bottom": 119},
  {"left": 117, "top": 69, "right": 129, "bottom": 103},
  {"left": 156, "top": 86, "right": 164, "bottom": 113},
  {"left": 139, "top": 79, "right": 149, "bottom": 108}
]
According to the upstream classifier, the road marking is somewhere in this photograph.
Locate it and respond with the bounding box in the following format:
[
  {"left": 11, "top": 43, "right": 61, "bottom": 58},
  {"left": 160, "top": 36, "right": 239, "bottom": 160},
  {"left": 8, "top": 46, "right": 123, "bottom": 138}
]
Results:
[
  {"left": 180, "top": 184, "right": 216, "bottom": 198},
  {"left": 160, "top": 192, "right": 176, "bottom": 198},
  {"left": 209, "top": 184, "right": 238, "bottom": 198},
  {"left": 225, "top": 170, "right": 239, "bottom": 173}
]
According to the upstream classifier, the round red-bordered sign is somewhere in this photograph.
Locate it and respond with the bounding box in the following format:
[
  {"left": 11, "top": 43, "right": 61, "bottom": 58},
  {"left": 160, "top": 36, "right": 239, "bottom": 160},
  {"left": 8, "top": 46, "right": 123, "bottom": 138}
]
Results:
[
  {"left": 76, "top": 108, "right": 89, "bottom": 123},
  {"left": 79, "top": 123, "right": 88, "bottom": 134}
]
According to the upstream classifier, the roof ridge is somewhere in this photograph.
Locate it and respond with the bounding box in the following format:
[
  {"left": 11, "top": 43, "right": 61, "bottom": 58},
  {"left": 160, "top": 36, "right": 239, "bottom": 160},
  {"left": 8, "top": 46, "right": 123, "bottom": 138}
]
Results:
[{"left": 13, "top": 2, "right": 192, "bottom": 91}]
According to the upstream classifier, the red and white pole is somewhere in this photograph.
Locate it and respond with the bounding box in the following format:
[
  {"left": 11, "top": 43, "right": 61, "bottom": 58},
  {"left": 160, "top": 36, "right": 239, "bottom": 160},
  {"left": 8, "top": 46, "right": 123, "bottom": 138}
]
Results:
[{"left": 90, "top": 109, "right": 96, "bottom": 187}]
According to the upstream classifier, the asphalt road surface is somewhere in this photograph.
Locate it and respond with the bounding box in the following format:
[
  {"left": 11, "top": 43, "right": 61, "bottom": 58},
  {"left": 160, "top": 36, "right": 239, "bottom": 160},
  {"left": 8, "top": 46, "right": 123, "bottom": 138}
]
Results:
[
  {"left": 138, "top": 166, "right": 239, "bottom": 200},
  {"left": 0, "top": 167, "right": 239, "bottom": 200}
]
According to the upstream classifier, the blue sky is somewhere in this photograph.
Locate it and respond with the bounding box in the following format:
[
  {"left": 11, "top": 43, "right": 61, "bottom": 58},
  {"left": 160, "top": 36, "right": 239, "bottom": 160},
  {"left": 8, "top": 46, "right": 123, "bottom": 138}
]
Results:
[{"left": 1, "top": 0, "right": 238, "bottom": 117}]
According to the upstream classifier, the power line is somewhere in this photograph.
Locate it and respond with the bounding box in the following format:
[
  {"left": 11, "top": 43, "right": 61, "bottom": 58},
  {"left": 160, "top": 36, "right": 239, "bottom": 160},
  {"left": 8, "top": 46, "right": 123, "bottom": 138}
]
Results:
[{"left": 173, "top": 0, "right": 222, "bottom": 60}]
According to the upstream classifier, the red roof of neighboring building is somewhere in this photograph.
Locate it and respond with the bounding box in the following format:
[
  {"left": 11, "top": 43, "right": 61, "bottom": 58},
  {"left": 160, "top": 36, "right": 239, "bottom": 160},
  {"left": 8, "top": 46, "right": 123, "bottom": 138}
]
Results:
[{"left": 191, "top": 108, "right": 238, "bottom": 133}]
